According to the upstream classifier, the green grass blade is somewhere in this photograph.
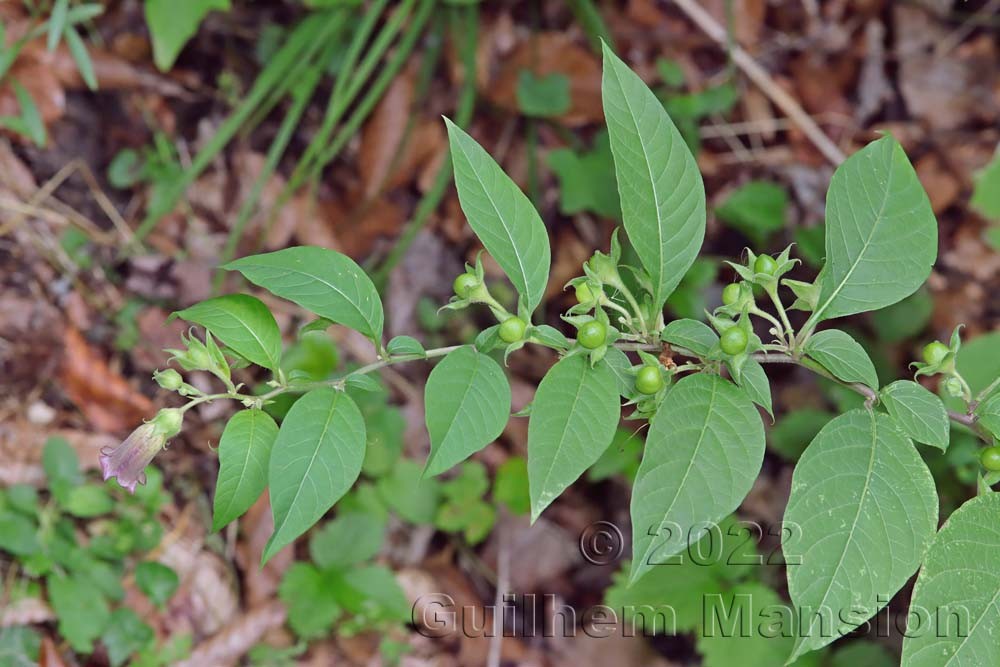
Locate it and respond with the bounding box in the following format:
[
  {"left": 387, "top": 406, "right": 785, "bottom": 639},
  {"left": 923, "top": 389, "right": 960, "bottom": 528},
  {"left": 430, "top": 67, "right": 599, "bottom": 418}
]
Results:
[
  {"left": 64, "top": 25, "right": 97, "bottom": 90},
  {"left": 133, "top": 12, "right": 343, "bottom": 242},
  {"left": 371, "top": 4, "right": 477, "bottom": 286},
  {"left": 213, "top": 43, "right": 335, "bottom": 291},
  {"left": 47, "top": 0, "right": 69, "bottom": 51}
]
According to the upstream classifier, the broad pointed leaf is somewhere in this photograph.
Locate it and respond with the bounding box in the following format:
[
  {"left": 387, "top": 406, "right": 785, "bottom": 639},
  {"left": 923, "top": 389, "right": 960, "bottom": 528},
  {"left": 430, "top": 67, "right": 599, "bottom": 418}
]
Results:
[
  {"left": 528, "top": 354, "right": 619, "bottom": 521},
  {"left": 264, "top": 388, "right": 366, "bottom": 563},
  {"left": 784, "top": 410, "right": 937, "bottom": 662},
  {"left": 602, "top": 44, "right": 706, "bottom": 312},
  {"left": 445, "top": 118, "right": 550, "bottom": 313},
  {"left": 661, "top": 319, "right": 719, "bottom": 358},
  {"left": 811, "top": 135, "right": 937, "bottom": 323},
  {"left": 629, "top": 373, "right": 765, "bottom": 584},
  {"left": 804, "top": 329, "right": 879, "bottom": 390},
  {"left": 424, "top": 346, "right": 511, "bottom": 476},
  {"left": 226, "top": 247, "right": 384, "bottom": 342},
  {"left": 176, "top": 294, "right": 282, "bottom": 371},
  {"left": 902, "top": 493, "right": 1000, "bottom": 667},
  {"left": 212, "top": 409, "right": 279, "bottom": 531},
  {"left": 731, "top": 357, "right": 772, "bottom": 418},
  {"left": 881, "top": 380, "right": 950, "bottom": 451}
]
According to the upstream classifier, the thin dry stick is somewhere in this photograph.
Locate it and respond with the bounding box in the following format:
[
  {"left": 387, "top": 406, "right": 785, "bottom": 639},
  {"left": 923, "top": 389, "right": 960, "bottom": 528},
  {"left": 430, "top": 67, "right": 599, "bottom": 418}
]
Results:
[
  {"left": 487, "top": 516, "right": 510, "bottom": 667},
  {"left": 669, "top": 0, "right": 847, "bottom": 166},
  {"left": 935, "top": 0, "right": 1000, "bottom": 56}
]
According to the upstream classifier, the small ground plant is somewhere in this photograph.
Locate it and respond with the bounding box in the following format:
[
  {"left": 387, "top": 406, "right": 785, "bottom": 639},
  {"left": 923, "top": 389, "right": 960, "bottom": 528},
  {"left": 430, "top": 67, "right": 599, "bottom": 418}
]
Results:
[{"left": 105, "top": 44, "right": 1000, "bottom": 665}]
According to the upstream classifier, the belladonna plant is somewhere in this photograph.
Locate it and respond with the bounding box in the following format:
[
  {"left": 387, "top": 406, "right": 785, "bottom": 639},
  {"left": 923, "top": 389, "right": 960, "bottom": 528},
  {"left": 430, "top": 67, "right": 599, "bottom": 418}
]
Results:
[{"left": 107, "top": 43, "right": 1000, "bottom": 666}]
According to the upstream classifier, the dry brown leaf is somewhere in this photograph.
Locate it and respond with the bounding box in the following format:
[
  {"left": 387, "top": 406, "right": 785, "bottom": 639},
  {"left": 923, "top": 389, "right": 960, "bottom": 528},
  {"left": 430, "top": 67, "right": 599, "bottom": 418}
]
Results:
[
  {"left": 360, "top": 65, "right": 416, "bottom": 196},
  {"left": 481, "top": 32, "right": 602, "bottom": 127},
  {"left": 60, "top": 326, "right": 154, "bottom": 432},
  {"left": 0, "top": 597, "right": 54, "bottom": 627},
  {"left": 915, "top": 153, "right": 960, "bottom": 214},
  {"left": 176, "top": 601, "right": 286, "bottom": 667},
  {"left": 38, "top": 636, "right": 68, "bottom": 667},
  {"left": 895, "top": 5, "right": 1000, "bottom": 130},
  {"left": 0, "top": 420, "right": 115, "bottom": 486},
  {"left": 236, "top": 494, "right": 293, "bottom": 608}
]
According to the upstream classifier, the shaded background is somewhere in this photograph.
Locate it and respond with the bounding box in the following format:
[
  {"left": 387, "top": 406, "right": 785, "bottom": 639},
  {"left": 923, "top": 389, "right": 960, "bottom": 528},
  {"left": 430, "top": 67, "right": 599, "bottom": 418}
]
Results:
[{"left": 1, "top": 0, "right": 999, "bottom": 665}]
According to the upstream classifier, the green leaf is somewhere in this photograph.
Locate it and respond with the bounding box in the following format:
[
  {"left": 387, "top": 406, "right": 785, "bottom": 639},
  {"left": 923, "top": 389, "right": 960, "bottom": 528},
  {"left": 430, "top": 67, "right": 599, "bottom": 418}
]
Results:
[
  {"left": 64, "top": 25, "right": 97, "bottom": 91},
  {"left": 145, "top": 0, "right": 231, "bottom": 71},
  {"left": 226, "top": 247, "right": 384, "bottom": 343},
  {"left": 376, "top": 459, "right": 441, "bottom": 524},
  {"left": 0, "top": 512, "right": 40, "bottom": 556},
  {"left": 445, "top": 118, "right": 550, "bottom": 313},
  {"left": 47, "top": 573, "right": 111, "bottom": 653},
  {"left": 698, "top": 583, "right": 817, "bottom": 667},
  {"left": 901, "top": 493, "right": 1000, "bottom": 666},
  {"left": 278, "top": 563, "right": 341, "bottom": 639},
  {"left": 42, "top": 437, "right": 81, "bottom": 487},
  {"left": 386, "top": 335, "right": 425, "bottom": 357},
  {"left": 804, "top": 329, "right": 879, "bottom": 390},
  {"left": 954, "top": 332, "right": 1000, "bottom": 403},
  {"left": 6, "top": 485, "right": 38, "bottom": 515},
  {"left": 528, "top": 355, "right": 620, "bottom": 521},
  {"left": 768, "top": 408, "right": 833, "bottom": 461},
  {"left": 212, "top": 409, "right": 279, "bottom": 531},
  {"left": 48, "top": 0, "right": 70, "bottom": 51},
  {"left": 870, "top": 287, "right": 933, "bottom": 343},
  {"left": 881, "top": 380, "right": 950, "bottom": 450},
  {"left": 811, "top": 135, "right": 937, "bottom": 323},
  {"left": 830, "top": 642, "right": 895, "bottom": 667},
  {"left": 423, "top": 346, "right": 510, "bottom": 476},
  {"left": 629, "top": 374, "right": 764, "bottom": 584},
  {"left": 606, "top": 516, "right": 760, "bottom": 635},
  {"left": 516, "top": 70, "right": 570, "bottom": 118},
  {"left": 101, "top": 608, "right": 154, "bottom": 667},
  {"left": 601, "top": 345, "right": 634, "bottom": 396},
  {"left": 329, "top": 565, "right": 409, "bottom": 623},
  {"left": 715, "top": 181, "right": 788, "bottom": 246},
  {"left": 602, "top": 44, "right": 706, "bottom": 312},
  {"left": 135, "top": 562, "right": 179, "bottom": 607},
  {"left": 175, "top": 294, "right": 283, "bottom": 371},
  {"left": 661, "top": 319, "right": 719, "bottom": 357},
  {"left": 783, "top": 410, "right": 937, "bottom": 662},
  {"left": 587, "top": 427, "right": 642, "bottom": 483},
  {"left": 971, "top": 147, "right": 1000, "bottom": 221},
  {"left": 264, "top": 388, "right": 366, "bottom": 563},
  {"left": 976, "top": 392, "right": 1000, "bottom": 440},
  {"left": 731, "top": 357, "right": 772, "bottom": 418},
  {"left": 308, "top": 511, "right": 385, "bottom": 569},
  {"left": 64, "top": 484, "right": 113, "bottom": 518},
  {"left": 0, "top": 626, "right": 41, "bottom": 667},
  {"left": 547, "top": 130, "right": 620, "bottom": 219},
  {"left": 494, "top": 456, "right": 530, "bottom": 515}
]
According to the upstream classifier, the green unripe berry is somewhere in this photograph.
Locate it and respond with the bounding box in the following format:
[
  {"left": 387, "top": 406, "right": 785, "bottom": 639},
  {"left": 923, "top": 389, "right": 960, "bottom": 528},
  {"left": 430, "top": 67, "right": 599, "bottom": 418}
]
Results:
[
  {"left": 753, "top": 254, "right": 778, "bottom": 276},
  {"left": 922, "top": 341, "right": 950, "bottom": 366},
  {"left": 635, "top": 365, "right": 664, "bottom": 395},
  {"left": 722, "top": 283, "right": 741, "bottom": 306},
  {"left": 499, "top": 317, "right": 527, "bottom": 343},
  {"left": 577, "top": 320, "right": 607, "bottom": 349},
  {"left": 575, "top": 282, "right": 595, "bottom": 304},
  {"left": 981, "top": 446, "right": 1000, "bottom": 472},
  {"left": 453, "top": 273, "right": 479, "bottom": 299},
  {"left": 720, "top": 327, "right": 749, "bottom": 355}
]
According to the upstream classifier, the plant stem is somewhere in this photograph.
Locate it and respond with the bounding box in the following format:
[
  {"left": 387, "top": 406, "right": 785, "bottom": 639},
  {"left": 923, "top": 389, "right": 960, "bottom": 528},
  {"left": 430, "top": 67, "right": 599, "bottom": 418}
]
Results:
[
  {"left": 766, "top": 286, "right": 796, "bottom": 349},
  {"left": 180, "top": 327, "right": 985, "bottom": 444}
]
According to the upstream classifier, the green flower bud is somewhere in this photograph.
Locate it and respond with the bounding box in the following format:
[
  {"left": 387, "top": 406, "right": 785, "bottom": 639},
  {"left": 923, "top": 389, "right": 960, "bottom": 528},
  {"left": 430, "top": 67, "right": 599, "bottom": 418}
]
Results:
[{"left": 153, "top": 369, "right": 183, "bottom": 391}]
